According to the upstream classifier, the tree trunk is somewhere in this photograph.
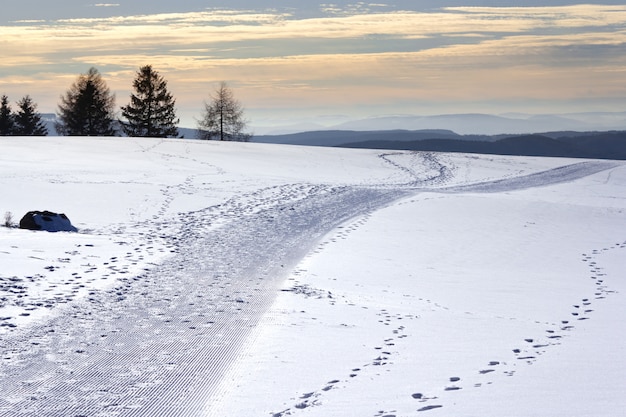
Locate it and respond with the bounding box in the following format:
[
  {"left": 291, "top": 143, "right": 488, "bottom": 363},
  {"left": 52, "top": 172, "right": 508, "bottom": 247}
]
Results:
[{"left": 220, "top": 104, "right": 224, "bottom": 141}]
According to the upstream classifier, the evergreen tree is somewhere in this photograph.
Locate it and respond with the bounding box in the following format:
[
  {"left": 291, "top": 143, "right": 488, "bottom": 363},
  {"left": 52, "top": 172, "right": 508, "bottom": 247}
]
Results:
[
  {"left": 14, "top": 95, "right": 48, "bottom": 136},
  {"left": 0, "top": 95, "right": 15, "bottom": 136},
  {"left": 121, "top": 65, "right": 179, "bottom": 138},
  {"left": 56, "top": 67, "right": 117, "bottom": 136},
  {"left": 197, "top": 82, "right": 251, "bottom": 141}
]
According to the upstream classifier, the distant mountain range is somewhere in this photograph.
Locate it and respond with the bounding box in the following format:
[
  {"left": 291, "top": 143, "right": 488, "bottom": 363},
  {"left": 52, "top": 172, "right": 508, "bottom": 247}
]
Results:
[
  {"left": 254, "top": 129, "right": 626, "bottom": 160},
  {"left": 252, "top": 112, "right": 626, "bottom": 136}
]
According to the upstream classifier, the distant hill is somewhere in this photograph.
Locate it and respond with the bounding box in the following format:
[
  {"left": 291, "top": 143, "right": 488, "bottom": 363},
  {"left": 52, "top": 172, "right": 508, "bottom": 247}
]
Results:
[
  {"left": 253, "top": 129, "right": 626, "bottom": 160},
  {"left": 254, "top": 129, "right": 495, "bottom": 147},
  {"left": 333, "top": 114, "right": 578, "bottom": 135},
  {"left": 252, "top": 112, "right": 626, "bottom": 136},
  {"left": 337, "top": 131, "right": 626, "bottom": 160}
]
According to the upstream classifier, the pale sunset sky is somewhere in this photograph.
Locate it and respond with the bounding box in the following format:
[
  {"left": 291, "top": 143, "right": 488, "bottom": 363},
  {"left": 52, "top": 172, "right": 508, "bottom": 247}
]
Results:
[{"left": 1, "top": 1, "right": 626, "bottom": 129}]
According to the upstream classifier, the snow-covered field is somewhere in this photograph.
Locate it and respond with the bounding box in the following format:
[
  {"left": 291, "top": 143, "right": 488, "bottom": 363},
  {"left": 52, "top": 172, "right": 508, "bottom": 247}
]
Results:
[{"left": 0, "top": 137, "right": 624, "bottom": 416}]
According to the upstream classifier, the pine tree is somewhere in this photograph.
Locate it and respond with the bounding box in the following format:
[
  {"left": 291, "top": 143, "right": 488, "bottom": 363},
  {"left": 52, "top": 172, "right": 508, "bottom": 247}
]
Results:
[
  {"left": 0, "top": 95, "right": 15, "bottom": 136},
  {"left": 14, "top": 95, "right": 48, "bottom": 136},
  {"left": 56, "top": 67, "right": 117, "bottom": 136},
  {"left": 121, "top": 65, "right": 179, "bottom": 138},
  {"left": 197, "top": 82, "right": 251, "bottom": 141}
]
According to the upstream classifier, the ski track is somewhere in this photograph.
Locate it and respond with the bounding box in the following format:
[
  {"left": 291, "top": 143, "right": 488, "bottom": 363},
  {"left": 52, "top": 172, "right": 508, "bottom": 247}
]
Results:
[
  {"left": 439, "top": 160, "right": 622, "bottom": 193},
  {"left": 0, "top": 184, "right": 407, "bottom": 416},
  {"left": 0, "top": 152, "right": 621, "bottom": 416}
]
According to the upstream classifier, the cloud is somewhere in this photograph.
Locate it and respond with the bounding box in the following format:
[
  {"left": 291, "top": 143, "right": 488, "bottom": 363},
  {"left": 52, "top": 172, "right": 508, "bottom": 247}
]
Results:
[
  {"left": 56, "top": 10, "right": 290, "bottom": 26},
  {"left": 1, "top": 4, "right": 626, "bottom": 121},
  {"left": 8, "top": 5, "right": 622, "bottom": 55}
]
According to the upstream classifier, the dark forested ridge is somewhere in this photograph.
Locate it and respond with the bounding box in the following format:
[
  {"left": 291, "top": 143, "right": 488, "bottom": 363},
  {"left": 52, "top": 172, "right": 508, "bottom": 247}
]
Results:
[{"left": 255, "top": 130, "right": 626, "bottom": 160}]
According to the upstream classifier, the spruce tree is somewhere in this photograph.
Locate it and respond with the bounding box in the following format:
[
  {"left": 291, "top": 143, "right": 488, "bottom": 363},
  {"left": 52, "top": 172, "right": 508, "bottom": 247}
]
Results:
[
  {"left": 56, "top": 67, "right": 117, "bottom": 136},
  {"left": 14, "top": 95, "right": 48, "bottom": 136},
  {"left": 197, "top": 82, "right": 251, "bottom": 141},
  {"left": 121, "top": 65, "right": 179, "bottom": 138},
  {"left": 0, "top": 95, "right": 15, "bottom": 136}
]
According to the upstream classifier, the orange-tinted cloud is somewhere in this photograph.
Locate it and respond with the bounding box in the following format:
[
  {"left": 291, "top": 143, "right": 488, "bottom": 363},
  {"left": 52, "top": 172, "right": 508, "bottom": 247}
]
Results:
[{"left": 1, "top": 5, "right": 625, "bottom": 124}]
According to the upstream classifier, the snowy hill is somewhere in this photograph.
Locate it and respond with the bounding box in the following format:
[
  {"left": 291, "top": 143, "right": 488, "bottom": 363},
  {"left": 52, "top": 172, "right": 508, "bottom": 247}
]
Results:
[{"left": 0, "top": 137, "right": 624, "bottom": 416}]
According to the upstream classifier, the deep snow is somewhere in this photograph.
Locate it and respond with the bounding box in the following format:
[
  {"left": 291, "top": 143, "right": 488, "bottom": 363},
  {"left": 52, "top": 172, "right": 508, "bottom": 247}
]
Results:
[{"left": 0, "top": 137, "right": 624, "bottom": 416}]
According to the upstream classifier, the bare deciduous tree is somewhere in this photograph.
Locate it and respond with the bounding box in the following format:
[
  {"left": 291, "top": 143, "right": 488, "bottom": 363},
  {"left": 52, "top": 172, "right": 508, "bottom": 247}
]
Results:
[{"left": 197, "top": 82, "right": 251, "bottom": 141}]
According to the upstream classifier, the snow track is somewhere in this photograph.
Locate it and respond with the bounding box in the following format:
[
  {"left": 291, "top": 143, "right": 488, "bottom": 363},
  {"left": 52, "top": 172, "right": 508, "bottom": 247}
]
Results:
[
  {"left": 0, "top": 184, "right": 405, "bottom": 416},
  {"left": 0, "top": 144, "right": 621, "bottom": 416},
  {"left": 440, "top": 160, "right": 621, "bottom": 193}
]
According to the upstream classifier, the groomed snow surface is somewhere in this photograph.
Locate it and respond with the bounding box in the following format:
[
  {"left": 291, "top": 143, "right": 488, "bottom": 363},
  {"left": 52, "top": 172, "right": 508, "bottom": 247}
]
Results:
[{"left": 0, "top": 137, "right": 624, "bottom": 417}]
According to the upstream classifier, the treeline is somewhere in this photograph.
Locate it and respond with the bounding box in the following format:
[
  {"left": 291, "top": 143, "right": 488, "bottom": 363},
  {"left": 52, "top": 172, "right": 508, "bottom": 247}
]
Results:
[
  {"left": 0, "top": 95, "right": 48, "bottom": 136},
  {"left": 1, "top": 66, "right": 251, "bottom": 141}
]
